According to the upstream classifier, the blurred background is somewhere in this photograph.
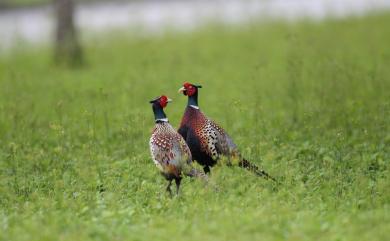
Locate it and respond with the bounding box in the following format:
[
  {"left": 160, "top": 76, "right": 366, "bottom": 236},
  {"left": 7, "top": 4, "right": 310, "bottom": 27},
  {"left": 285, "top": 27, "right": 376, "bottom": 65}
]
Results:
[{"left": 1, "top": 0, "right": 390, "bottom": 58}]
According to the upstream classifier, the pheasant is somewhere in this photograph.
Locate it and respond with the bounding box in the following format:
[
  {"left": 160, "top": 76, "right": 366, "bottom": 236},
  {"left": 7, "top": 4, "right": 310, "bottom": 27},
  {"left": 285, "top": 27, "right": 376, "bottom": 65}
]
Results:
[
  {"left": 178, "top": 82, "right": 276, "bottom": 181},
  {"left": 149, "top": 95, "right": 207, "bottom": 196}
]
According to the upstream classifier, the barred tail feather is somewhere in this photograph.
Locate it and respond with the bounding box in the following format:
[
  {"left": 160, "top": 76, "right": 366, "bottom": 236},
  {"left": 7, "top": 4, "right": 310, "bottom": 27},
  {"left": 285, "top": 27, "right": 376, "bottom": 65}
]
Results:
[{"left": 239, "top": 158, "right": 278, "bottom": 183}]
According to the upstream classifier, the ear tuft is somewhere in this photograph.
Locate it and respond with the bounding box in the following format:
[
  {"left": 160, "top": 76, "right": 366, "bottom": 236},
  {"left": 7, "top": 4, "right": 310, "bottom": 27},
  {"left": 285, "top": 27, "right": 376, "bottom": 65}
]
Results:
[{"left": 149, "top": 96, "right": 160, "bottom": 103}]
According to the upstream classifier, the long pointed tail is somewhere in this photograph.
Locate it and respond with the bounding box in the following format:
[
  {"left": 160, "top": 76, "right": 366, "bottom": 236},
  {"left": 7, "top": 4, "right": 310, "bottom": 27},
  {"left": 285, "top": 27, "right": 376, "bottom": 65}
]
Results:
[{"left": 238, "top": 158, "right": 278, "bottom": 183}]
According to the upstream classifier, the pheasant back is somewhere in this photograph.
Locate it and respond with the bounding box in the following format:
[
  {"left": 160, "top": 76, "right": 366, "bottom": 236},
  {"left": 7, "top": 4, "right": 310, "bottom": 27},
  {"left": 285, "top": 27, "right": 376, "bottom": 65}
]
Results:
[
  {"left": 179, "top": 106, "right": 276, "bottom": 181},
  {"left": 178, "top": 107, "right": 239, "bottom": 166},
  {"left": 150, "top": 122, "right": 193, "bottom": 178}
]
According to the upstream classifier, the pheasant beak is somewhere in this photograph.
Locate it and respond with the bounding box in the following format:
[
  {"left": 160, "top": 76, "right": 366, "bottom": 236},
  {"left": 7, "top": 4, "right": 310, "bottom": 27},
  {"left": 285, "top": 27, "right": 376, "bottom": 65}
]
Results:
[
  {"left": 167, "top": 98, "right": 172, "bottom": 102},
  {"left": 178, "top": 87, "right": 186, "bottom": 93}
]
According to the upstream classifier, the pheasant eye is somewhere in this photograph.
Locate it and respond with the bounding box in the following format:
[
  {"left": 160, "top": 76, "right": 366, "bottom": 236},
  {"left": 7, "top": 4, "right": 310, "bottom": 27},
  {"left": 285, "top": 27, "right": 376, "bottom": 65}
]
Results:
[{"left": 187, "top": 85, "right": 196, "bottom": 96}]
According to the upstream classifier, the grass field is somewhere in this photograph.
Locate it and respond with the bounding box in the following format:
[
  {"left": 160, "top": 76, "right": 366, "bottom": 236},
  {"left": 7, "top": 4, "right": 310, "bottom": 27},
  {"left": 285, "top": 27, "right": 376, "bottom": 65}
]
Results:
[
  {"left": 0, "top": 13, "right": 390, "bottom": 241},
  {"left": 0, "top": 0, "right": 97, "bottom": 9},
  {"left": 0, "top": 0, "right": 49, "bottom": 8}
]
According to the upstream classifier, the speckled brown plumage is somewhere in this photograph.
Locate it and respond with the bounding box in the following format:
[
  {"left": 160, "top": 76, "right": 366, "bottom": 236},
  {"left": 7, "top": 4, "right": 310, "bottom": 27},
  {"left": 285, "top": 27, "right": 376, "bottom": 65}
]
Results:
[
  {"left": 178, "top": 83, "right": 276, "bottom": 181},
  {"left": 150, "top": 122, "right": 192, "bottom": 178},
  {"left": 149, "top": 95, "right": 207, "bottom": 196}
]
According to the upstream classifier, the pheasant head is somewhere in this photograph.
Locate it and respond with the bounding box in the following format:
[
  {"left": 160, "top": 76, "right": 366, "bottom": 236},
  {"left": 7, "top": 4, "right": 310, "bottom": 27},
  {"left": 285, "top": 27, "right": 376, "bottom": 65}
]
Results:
[
  {"left": 178, "top": 82, "right": 202, "bottom": 107},
  {"left": 149, "top": 95, "right": 172, "bottom": 122}
]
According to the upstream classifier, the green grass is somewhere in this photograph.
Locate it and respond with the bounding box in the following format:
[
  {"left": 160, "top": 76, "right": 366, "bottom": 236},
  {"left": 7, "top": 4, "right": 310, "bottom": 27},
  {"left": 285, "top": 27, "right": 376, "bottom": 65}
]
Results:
[
  {"left": 0, "top": 0, "right": 49, "bottom": 8},
  {"left": 0, "top": 0, "right": 130, "bottom": 9},
  {"left": 1, "top": 13, "right": 390, "bottom": 241}
]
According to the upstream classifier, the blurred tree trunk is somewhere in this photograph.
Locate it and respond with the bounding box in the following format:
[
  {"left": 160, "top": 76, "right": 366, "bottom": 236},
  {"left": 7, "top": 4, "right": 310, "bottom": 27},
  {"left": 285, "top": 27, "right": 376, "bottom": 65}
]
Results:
[{"left": 54, "top": 0, "right": 83, "bottom": 66}]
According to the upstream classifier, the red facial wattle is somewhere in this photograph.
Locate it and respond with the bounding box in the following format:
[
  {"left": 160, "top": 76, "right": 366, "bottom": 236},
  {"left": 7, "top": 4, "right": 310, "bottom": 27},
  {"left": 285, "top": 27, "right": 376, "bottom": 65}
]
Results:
[
  {"left": 183, "top": 82, "right": 196, "bottom": 96},
  {"left": 159, "top": 95, "right": 168, "bottom": 108}
]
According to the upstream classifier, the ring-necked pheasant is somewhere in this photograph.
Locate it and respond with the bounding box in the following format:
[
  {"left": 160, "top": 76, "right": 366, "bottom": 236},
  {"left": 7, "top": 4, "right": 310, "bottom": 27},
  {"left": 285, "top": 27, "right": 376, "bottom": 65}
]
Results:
[
  {"left": 178, "top": 82, "right": 276, "bottom": 181},
  {"left": 149, "top": 95, "right": 207, "bottom": 196}
]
